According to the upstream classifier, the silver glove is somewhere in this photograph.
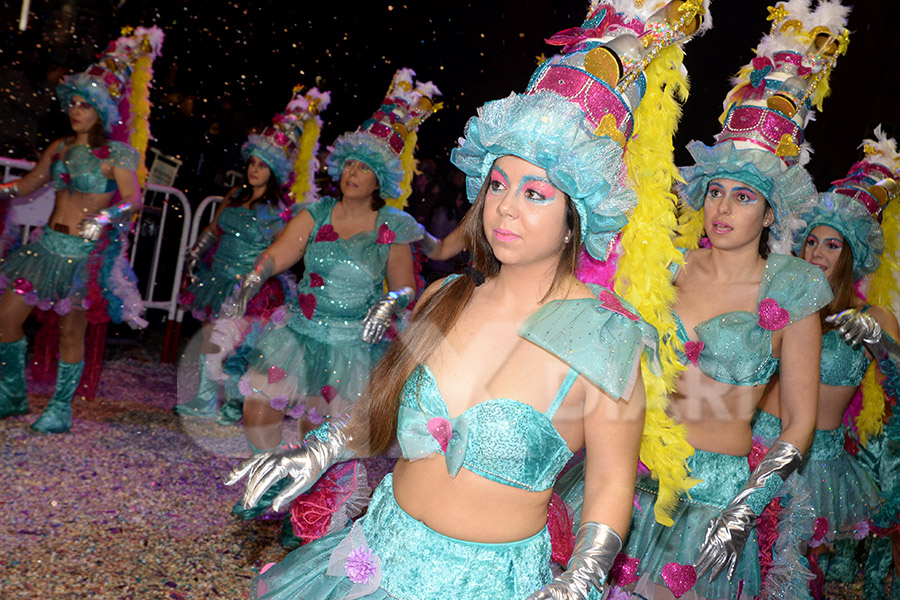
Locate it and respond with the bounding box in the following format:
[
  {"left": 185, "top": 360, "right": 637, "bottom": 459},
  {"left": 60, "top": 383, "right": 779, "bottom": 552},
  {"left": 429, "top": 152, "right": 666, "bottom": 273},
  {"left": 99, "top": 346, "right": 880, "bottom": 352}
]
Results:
[
  {"left": 361, "top": 286, "right": 413, "bottom": 344},
  {"left": 80, "top": 202, "right": 134, "bottom": 240},
  {"left": 220, "top": 253, "right": 274, "bottom": 319},
  {"left": 695, "top": 440, "right": 802, "bottom": 582},
  {"left": 185, "top": 230, "right": 217, "bottom": 282},
  {"left": 0, "top": 181, "right": 19, "bottom": 200},
  {"left": 417, "top": 230, "right": 439, "bottom": 257},
  {"left": 827, "top": 308, "right": 882, "bottom": 347},
  {"left": 526, "top": 522, "right": 622, "bottom": 600},
  {"left": 224, "top": 414, "right": 357, "bottom": 512}
]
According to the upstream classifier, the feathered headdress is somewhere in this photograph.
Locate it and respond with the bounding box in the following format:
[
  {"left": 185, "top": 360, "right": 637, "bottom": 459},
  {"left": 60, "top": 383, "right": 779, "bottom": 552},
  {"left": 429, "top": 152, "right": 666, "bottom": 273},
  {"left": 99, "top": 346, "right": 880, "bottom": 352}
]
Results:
[
  {"left": 325, "top": 69, "right": 442, "bottom": 209},
  {"left": 56, "top": 26, "right": 164, "bottom": 185},
  {"left": 679, "top": 0, "right": 850, "bottom": 253},
  {"left": 242, "top": 86, "right": 331, "bottom": 200}
]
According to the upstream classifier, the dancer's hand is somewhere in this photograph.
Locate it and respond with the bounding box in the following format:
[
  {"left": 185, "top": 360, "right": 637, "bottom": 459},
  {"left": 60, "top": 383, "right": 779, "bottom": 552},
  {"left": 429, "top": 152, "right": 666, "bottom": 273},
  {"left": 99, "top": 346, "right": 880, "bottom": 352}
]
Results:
[
  {"left": 361, "top": 287, "right": 413, "bottom": 344},
  {"left": 827, "top": 308, "right": 881, "bottom": 348},
  {"left": 225, "top": 415, "right": 356, "bottom": 512},
  {"left": 185, "top": 230, "right": 217, "bottom": 282}
]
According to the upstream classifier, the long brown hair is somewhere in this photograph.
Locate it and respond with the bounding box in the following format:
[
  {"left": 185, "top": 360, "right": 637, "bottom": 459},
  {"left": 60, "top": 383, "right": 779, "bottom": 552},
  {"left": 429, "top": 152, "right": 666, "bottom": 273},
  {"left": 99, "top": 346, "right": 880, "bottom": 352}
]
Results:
[
  {"left": 87, "top": 122, "right": 109, "bottom": 149},
  {"left": 819, "top": 243, "right": 855, "bottom": 330},
  {"left": 349, "top": 172, "right": 581, "bottom": 454}
]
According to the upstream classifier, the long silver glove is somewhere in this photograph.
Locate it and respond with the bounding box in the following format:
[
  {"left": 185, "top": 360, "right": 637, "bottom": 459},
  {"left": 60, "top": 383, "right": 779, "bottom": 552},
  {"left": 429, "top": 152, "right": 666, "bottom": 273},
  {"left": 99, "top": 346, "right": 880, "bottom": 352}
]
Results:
[
  {"left": 220, "top": 253, "right": 274, "bottom": 319},
  {"left": 0, "top": 181, "right": 19, "bottom": 200},
  {"left": 361, "top": 286, "right": 413, "bottom": 344},
  {"left": 828, "top": 308, "right": 900, "bottom": 398},
  {"left": 80, "top": 202, "right": 135, "bottom": 240},
  {"left": 185, "top": 230, "right": 218, "bottom": 281},
  {"left": 695, "top": 440, "right": 802, "bottom": 582},
  {"left": 526, "top": 522, "right": 622, "bottom": 600},
  {"left": 224, "top": 414, "right": 357, "bottom": 512},
  {"left": 417, "top": 229, "right": 439, "bottom": 257}
]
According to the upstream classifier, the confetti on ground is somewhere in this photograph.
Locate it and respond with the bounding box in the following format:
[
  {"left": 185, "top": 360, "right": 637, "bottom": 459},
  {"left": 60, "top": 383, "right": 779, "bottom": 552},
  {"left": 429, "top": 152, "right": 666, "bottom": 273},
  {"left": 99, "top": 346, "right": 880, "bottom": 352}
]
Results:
[{"left": 0, "top": 334, "right": 396, "bottom": 600}]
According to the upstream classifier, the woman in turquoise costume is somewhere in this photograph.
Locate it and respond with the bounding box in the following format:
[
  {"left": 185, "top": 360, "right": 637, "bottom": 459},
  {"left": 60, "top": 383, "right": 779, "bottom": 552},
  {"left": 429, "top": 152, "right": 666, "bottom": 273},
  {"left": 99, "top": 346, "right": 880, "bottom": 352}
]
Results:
[
  {"left": 560, "top": 4, "right": 849, "bottom": 598},
  {"left": 174, "top": 87, "right": 329, "bottom": 425},
  {"left": 225, "top": 2, "right": 707, "bottom": 598},
  {"left": 221, "top": 69, "right": 439, "bottom": 516},
  {"left": 0, "top": 27, "right": 162, "bottom": 434},
  {"left": 755, "top": 128, "right": 900, "bottom": 583}
]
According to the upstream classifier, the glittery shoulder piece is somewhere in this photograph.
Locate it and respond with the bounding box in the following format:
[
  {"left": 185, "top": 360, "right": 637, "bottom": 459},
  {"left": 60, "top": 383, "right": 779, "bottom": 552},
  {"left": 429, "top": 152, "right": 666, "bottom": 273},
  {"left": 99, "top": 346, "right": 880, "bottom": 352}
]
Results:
[
  {"left": 379, "top": 206, "right": 424, "bottom": 245},
  {"left": 306, "top": 196, "right": 338, "bottom": 225},
  {"left": 520, "top": 284, "right": 659, "bottom": 401},
  {"left": 759, "top": 253, "right": 832, "bottom": 323},
  {"left": 105, "top": 141, "right": 139, "bottom": 171}
]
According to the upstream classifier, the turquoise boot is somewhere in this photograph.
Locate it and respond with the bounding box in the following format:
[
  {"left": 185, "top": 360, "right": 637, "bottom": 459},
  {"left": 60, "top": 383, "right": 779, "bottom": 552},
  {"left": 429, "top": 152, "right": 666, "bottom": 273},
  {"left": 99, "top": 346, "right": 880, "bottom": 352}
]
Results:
[
  {"left": 175, "top": 354, "right": 219, "bottom": 418},
  {"left": 216, "top": 397, "right": 243, "bottom": 426},
  {"left": 0, "top": 338, "right": 28, "bottom": 419},
  {"left": 31, "top": 360, "right": 83, "bottom": 434}
]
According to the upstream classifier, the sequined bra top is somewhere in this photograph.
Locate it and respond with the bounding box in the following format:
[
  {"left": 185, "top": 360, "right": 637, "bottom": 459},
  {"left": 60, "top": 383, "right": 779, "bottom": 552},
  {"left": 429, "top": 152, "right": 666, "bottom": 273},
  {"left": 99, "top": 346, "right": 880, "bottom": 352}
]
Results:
[
  {"left": 821, "top": 321, "right": 871, "bottom": 387},
  {"left": 671, "top": 250, "right": 832, "bottom": 387},
  {"left": 50, "top": 140, "right": 139, "bottom": 194},
  {"left": 397, "top": 278, "right": 659, "bottom": 492}
]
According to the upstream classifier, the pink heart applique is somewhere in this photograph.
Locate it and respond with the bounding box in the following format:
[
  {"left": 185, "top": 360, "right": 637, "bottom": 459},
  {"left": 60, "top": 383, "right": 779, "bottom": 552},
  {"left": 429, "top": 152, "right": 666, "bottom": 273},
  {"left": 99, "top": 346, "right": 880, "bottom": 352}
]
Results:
[
  {"left": 684, "top": 340, "right": 704, "bottom": 367},
  {"left": 60, "top": 172, "right": 71, "bottom": 185},
  {"left": 609, "top": 553, "right": 640, "bottom": 586},
  {"left": 314, "top": 225, "right": 339, "bottom": 242},
  {"left": 597, "top": 289, "right": 639, "bottom": 321},
  {"left": 757, "top": 297, "right": 789, "bottom": 331},
  {"left": 661, "top": 562, "right": 697, "bottom": 599},
  {"left": 309, "top": 273, "right": 324, "bottom": 288},
  {"left": 92, "top": 145, "right": 111, "bottom": 159},
  {"left": 375, "top": 224, "right": 396, "bottom": 245},
  {"left": 321, "top": 385, "right": 337, "bottom": 403},
  {"left": 427, "top": 417, "right": 452, "bottom": 453},
  {"left": 298, "top": 293, "right": 316, "bottom": 320},
  {"left": 13, "top": 278, "right": 34, "bottom": 295},
  {"left": 267, "top": 366, "right": 287, "bottom": 384}
]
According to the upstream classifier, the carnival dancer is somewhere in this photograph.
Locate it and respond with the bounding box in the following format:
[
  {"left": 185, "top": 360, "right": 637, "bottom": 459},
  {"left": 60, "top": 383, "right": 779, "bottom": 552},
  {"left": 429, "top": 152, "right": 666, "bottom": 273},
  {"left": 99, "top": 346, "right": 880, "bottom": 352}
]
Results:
[
  {"left": 225, "top": 2, "right": 708, "bottom": 598},
  {"left": 754, "top": 128, "right": 900, "bottom": 589},
  {"left": 175, "top": 86, "right": 329, "bottom": 425},
  {"left": 564, "top": 3, "right": 848, "bottom": 598},
  {"left": 219, "top": 68, "right": 438, "bottom": 516},
  {"left": 0, "top": 26, "right": 162, "bottom": 433}
]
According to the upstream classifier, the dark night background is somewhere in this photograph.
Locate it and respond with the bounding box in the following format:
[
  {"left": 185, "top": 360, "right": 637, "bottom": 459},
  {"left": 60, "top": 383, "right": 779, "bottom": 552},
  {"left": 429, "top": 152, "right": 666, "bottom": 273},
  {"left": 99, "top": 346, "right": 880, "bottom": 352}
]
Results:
[{"left": 1, "top": 0, "right": 897, "bottom": 205}]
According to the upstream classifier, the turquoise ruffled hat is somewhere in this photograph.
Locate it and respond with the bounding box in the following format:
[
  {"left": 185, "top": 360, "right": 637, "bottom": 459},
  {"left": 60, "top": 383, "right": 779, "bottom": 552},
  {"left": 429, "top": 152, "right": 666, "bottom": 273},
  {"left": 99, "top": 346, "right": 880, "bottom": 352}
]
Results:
[
  {"left": 241, "top": 87, "right": 330, "bottom": 185},
  {"left": 679, "top": 0, "right": 850, "bottom": 250},
  {"left": 56, "top": 26, "right": 164, "bottom": 134},
  {"left": 793, "top": 127, "right": 900, "bottom": 280},
  {"left": 450, "top": 1, "right": 707, "bottom": 260},
  {"left": 326, "top": 68, "right": 441, "bottom": 204}
]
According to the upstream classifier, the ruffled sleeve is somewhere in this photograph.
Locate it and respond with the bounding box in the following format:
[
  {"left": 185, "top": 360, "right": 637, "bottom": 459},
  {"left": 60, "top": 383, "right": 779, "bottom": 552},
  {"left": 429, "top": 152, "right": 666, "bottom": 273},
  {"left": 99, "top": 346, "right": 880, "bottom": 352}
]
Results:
[
  {"left": 520, "top": 285, "right": 659, "bottom": 402},
  {"left": 305, "top": 196, "right": 337, "bottom": 228},
  {"left": 105, "top": 141, "right": 140, "bottom": 171},
  {"left": 380, "top": 207, "right": 425, "bottom": 245},
  {"left": 759, "top": 254, "right": 833, "bottom": 324}
]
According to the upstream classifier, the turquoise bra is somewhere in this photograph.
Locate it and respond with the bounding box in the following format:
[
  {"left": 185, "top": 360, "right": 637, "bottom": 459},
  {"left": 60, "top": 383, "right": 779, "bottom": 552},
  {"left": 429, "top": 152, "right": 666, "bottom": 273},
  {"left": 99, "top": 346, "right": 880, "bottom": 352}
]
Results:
[
  {"left": 396, "top": 276, "right": 659, "bottom": 492},
  {"left": 671, "top": 250, "right": 832, "bottom": 387},
  {"left": 821, "top": 324, "right": 871, "bottom": 387},
  {"left": 51, "top": 140, "right": 138, "bottom": 194}
]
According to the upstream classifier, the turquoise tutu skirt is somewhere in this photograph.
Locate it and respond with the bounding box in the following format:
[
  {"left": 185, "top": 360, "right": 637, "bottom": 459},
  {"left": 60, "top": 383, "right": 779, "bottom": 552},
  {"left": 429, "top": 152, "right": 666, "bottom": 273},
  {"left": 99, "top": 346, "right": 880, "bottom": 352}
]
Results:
[
  {"left": 0, "top": 226, "right": 94, "bottom": 313},
  {"left": 753, "top": 410, "right": 879, "bottom": 541},
  {"left": 241, "top": 306, "right": 386, "bottom": 419},
  {"left": 178, "top": 259, "right": 240, "bottom": 319},
  {"left": 621, "top": 450, "right": 760, "bottom": 600},
  {"left": 252, "top": 473, "right": 554, "bottom": 599}
]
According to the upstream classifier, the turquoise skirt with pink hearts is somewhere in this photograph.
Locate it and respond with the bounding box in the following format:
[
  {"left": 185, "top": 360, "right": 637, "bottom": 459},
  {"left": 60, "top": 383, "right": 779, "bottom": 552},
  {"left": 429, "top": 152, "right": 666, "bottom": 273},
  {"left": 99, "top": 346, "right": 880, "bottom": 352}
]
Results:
[
  {"left": 240, "top": 306, "right": 387, "bottom": 421},
  {"left": 252, "top": 473, "right": 565, "bottom": 600},
  {"left": 614, "top": 449, "right": 761, "bottom": 600}
]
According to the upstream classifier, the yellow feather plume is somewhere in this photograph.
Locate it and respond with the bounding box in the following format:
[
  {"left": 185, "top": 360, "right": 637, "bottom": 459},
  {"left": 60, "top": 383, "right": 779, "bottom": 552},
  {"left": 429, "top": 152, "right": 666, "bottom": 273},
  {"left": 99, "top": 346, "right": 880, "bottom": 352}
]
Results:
[
  {"left": 857, "top": 199, "right": 900, "bottom": 445},
  {"left": 289, "top": 118, "right": 321, "bottom": 205},
  {"left": 127, "top": 55, "right": 153, "bottom": 187},
  {"left": 614, "top": 45, "right": 699, "bottom": 526},
  {"left": 385, "top": 131, "right": 417, "bottom": 210}
]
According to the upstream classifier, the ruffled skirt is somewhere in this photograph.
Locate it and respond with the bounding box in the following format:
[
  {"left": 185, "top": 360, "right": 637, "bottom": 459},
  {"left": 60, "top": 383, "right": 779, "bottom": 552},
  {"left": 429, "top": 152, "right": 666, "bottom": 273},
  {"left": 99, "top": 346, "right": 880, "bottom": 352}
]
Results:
[
  {"left": 753, "top": 410, "right": 879, "bottom": 541},
  {"left": 0, "top": 226, "right": 94, "bottom": 313},
  {"left": 617, "top": 449, "right": 761, "bottom": 600},
  {"left": 252, "top": 473, "right": 554, "bottom": 600},
  {"left": 240, "top": 307, "right": 385, "bottom": 419}
]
